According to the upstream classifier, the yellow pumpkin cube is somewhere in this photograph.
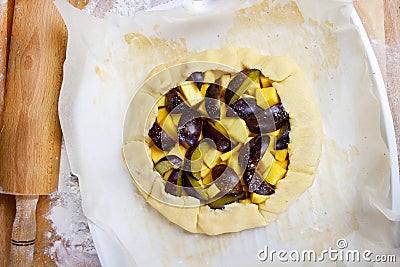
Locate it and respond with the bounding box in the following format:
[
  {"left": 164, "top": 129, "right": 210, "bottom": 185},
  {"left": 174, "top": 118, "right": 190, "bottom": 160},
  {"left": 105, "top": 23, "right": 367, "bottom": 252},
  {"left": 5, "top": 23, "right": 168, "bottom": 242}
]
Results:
[
  {"left": 258, "top": 151, "right": 275, "bottom": 177},
  {"left": 150, "top": 145, "right": 166, "bottom": 163},
  {"left": 203, "top": 149, "right": 221, "bottom": 169},
  {"left": 157, "top": 107, "right": 169, "bottom": 124},
  {"left": 260, "top": 75, "right": 272, "bottom": 88},
  {"left": 180, "top": 82, "right": 203, "bottom": 106},
  {"left": 220, "top": 117, "right": 250, "bottom": 143},
  {"left": 228, "top": 153, "right": 242, "bottom": 177},
  {"left": 248, "top": 75, "right": 261, "bottom": 92},
  {"left": 160, "top": 115, "right": 178, "bottom": 141},
  {"left": 264, "top": 161, "right": 287, "bottom": 186},
  {"left": 256, "top": 87, "right": 280, "bottom": 109},
  {"left": 220, "top": 74, "right": 231, "bottom": 88},
  {"left": 219, "top": 103, "right": 228, "bottom": 119},
  {"left": 204, "top": 70, "right": 215, "bottom": 83},
  {"left": 250, "top": 192, "right": 270, "bottom": 204},
  {"left": 219, "top": 116, "right": 236, "bottom": 130},
  {"left": 276, "top": 160, "right": 288, "bottom": 169},
  {"left": 200, "top": 165, "right": 211, "bottom": 178},
  {"left": 275, "top": 149, "right": 288, "bottom": 161},
  {"left": 202, "top": 172, "right": 214, "bottom": 185},
  {"left": 206, "top": 183, "right": 220, "bottom": 198}
]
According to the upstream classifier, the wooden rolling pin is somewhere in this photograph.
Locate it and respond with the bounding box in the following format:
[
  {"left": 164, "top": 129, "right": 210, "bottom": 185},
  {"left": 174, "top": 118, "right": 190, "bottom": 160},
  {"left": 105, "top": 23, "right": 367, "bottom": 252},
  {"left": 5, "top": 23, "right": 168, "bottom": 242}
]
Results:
[
  {"left": 0, "top": 0, "right": 15, "bottom": 265},
  {"left": 0, "top": 0, "right": 66, "bottom": 265}
]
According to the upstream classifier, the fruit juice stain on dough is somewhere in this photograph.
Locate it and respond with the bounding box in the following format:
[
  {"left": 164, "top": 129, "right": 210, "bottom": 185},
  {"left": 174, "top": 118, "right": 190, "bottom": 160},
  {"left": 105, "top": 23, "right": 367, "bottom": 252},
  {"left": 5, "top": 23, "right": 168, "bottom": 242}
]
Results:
[
  {"left": 225, "top": 0, "right": 340, "bottom": 81},
  {"left": 121, "top": 32, "right": 189, "bottom": 86},
  {"left": 124, "top": 32, "right": 188, "bottom": 64},
  {"left": 95, "top": 66, "right": 113, "bottom": 83}
]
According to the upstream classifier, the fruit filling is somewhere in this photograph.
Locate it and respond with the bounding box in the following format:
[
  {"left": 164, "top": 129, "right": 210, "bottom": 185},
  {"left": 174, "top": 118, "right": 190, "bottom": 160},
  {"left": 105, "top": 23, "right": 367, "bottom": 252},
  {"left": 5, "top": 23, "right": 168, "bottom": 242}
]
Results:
[{"left": 148, "top": 69, "right": 290, "bottom": 209}]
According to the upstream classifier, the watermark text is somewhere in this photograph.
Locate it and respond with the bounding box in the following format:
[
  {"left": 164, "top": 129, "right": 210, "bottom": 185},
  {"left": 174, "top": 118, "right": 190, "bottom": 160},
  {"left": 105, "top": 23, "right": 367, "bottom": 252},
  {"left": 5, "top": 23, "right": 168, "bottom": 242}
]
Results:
[{"left": 257, "top": 239, "right": 397, "bottom": 263}]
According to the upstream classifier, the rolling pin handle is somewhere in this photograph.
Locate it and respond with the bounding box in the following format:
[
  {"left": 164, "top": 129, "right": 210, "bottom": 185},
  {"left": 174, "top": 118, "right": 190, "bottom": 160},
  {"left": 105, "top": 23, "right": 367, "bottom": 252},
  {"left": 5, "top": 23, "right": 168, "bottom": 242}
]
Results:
[{"left": 10, "top": 195, "right": 39, "bottom": 267}]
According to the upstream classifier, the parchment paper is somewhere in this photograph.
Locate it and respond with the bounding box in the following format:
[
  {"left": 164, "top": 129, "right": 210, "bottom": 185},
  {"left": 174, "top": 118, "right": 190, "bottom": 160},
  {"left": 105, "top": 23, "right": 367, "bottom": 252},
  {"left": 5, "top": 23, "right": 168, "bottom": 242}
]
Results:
[{"left": 55, "top": 0, "right": 400, "bottom": 266}]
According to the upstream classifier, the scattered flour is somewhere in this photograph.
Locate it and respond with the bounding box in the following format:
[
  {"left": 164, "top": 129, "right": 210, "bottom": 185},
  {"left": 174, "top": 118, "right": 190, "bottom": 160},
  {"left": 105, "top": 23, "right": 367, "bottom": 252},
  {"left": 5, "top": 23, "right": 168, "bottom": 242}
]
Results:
[
  {"left": 83, "top": 0, "right": 173, "bottom": 17},
  {"left": 109, "top": 0, "right": 150, "bottom": 15},
  {"left": 45, "top": 142, "right": 100, "bottom": 266}
]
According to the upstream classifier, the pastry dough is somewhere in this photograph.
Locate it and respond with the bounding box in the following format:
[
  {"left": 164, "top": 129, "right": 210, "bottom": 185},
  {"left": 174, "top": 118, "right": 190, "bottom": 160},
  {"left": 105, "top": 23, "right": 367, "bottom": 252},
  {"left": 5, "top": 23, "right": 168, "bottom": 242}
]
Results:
[{"left": 122, "top": 47, "right": 322, "bottom": 235}]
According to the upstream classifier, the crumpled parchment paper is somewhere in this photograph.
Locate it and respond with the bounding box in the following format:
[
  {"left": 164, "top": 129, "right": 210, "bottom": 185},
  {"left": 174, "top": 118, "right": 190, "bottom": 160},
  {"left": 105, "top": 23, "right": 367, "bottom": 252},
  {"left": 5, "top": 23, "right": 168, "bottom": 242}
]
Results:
[{"left": 55, "top": 0, "right": 400, "bottom": 266}]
